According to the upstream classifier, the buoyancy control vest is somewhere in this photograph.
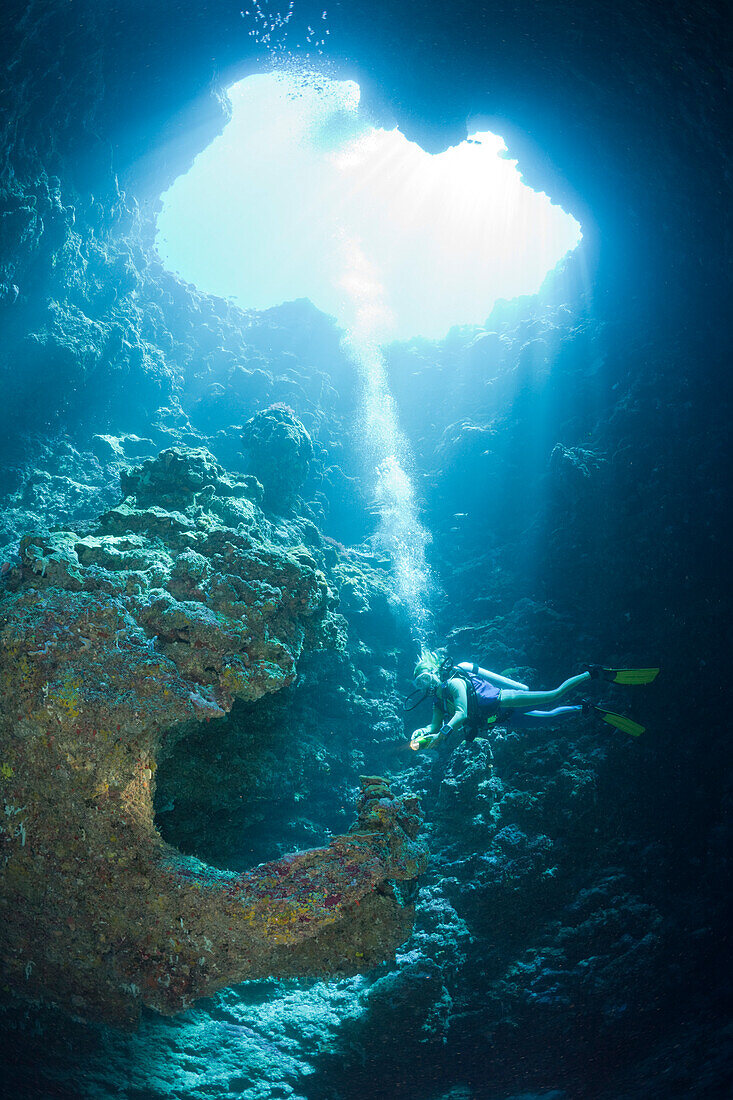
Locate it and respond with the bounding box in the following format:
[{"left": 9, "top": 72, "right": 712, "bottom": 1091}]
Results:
[{"left": 435, "top": 664, "right": 501, "bottom": 742}]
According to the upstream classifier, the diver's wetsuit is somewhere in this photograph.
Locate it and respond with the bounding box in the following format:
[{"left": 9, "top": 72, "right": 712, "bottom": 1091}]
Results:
[
  {"left": 435, "top": 671, "right": 591, "bottom": 736},
  {"left": 412, "top": 666, "right": 594, "bottom": 750},
  {"left": 497, "top": 672, "right": 590, "bottom": 709},
  {"left": 411, "top": 658, "right": 655, "bottom": 749}
]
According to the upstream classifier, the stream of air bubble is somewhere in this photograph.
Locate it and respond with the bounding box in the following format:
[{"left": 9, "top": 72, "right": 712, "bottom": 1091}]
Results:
[{"left": 338, "top": 240, "right": 434, "bottom": 643}]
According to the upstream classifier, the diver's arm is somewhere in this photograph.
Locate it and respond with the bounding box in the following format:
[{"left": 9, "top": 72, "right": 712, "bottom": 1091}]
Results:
[
  {"left": 443, "top": 678, "right": 468, "bottom": 732},
  {"left": 410, "top": 703, "right": 445, "bottom": 749},
  {"left": 457, "top": 661, "right": 529, "bottom": 691},
  {"left": 411, "top": 686, "right": 466, "bottom": 752}
]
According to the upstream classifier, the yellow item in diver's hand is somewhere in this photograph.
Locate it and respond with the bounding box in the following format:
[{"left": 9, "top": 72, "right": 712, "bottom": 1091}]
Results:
[{"left": 410, "top": 723, "right": 452, "bottom": 751}]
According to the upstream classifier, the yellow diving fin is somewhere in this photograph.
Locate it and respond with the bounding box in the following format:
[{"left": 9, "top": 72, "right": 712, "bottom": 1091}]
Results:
[
  {"left": 595, "top": 707, "right": 645, "bottom": 737},
  {"left": 604, "top": 667, "right": 660, "bottom": 685}
]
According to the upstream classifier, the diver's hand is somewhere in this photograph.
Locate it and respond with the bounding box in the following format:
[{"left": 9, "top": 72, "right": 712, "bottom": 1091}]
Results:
[
  {"left": 410, "top": 726, "right": 430, "bottom": 750},
  {"left": 410, "top": 727, "right": 439, "bottom": 750},
  {"left": 410, "top": 724, "right": 453, "bottom": 751}
]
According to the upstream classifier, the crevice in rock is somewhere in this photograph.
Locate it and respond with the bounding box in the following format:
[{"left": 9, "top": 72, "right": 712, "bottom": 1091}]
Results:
[{"left": 153, "top": 690, "right": 349, "bottom": 873}]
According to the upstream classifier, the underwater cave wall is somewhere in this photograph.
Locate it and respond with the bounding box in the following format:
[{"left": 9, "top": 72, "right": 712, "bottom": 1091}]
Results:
[{"left": 0, "top": 2, "right": 731, "bottom": 1098}]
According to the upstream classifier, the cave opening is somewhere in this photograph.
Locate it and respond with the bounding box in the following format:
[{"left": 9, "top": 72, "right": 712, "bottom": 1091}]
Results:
[
  {"left": 152, "top": 650, "right": 367, "bottom": 873},
  {"left": 155, "top": 67, "right": 583, "bottom": 343},
  {"left": 155, "top": 65, "right": 585, "bottom": 641},
  {"left": 153, "top": 692, "right": 345, "bottom": 872}
]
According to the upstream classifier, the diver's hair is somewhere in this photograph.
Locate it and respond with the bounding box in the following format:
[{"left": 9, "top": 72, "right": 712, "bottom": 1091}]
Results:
[{"left": 413, "top": 650, "right": 441, "bottom": 679}]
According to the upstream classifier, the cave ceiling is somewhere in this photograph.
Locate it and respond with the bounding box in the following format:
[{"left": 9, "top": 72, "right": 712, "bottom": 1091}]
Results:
[{"left": 2, "top": 0, "right": 729, "bottom": 327}]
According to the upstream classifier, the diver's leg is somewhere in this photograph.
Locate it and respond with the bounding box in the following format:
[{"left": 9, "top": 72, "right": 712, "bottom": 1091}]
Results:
[
  {"left": 510, "top": 705, "right": 583, "bottom": 726},
  {"left": 499, "top": 672, "right": 590, "bottom": 709}
]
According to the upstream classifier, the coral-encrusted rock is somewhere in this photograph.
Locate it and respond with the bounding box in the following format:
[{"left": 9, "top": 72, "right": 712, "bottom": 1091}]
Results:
[
  {"left": 241, "top": 405, "right": 314, "bottom": 508},
  {"left": 0, "top": 448, "right": 427, "bottom": 1023}
]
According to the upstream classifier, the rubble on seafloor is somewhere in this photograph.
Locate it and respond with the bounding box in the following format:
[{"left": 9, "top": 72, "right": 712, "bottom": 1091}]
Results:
[{"left": 0, "top": 447, "right": 428, "bottom": 1024}]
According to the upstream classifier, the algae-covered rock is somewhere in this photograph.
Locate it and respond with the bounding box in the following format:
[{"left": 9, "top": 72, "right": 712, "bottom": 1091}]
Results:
[
  {"left": 0, "top": 448, "right": 427, "bottom": 1023},
  {"left": 241, "top": 405, "right": 314, "bottom": 508}
]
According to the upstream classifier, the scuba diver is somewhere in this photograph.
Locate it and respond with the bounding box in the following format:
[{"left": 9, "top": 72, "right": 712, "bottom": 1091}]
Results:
[{"left": 408, "top": 652, "right": 659, "bottom": 751}]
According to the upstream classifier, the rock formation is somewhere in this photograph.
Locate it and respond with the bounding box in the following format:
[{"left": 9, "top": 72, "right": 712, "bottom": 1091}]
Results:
[
  {"left": 0, "top": 448, "right": 427, "bottom": 1023},
  {"left": 240, "top": 405, "right": 314, "bottom": 509}
]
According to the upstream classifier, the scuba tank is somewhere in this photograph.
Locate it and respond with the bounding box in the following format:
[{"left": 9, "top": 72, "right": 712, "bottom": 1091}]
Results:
[{"left": 435, "top": 658, "right": 501, "bottom": 741}]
